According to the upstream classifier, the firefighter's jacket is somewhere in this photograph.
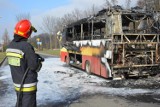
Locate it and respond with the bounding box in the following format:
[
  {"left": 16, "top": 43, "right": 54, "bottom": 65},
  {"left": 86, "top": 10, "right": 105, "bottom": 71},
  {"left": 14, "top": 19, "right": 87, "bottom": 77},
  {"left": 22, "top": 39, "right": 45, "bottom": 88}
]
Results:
[{"left": 6, "top": 36, "right": 40, "bottom": 93}]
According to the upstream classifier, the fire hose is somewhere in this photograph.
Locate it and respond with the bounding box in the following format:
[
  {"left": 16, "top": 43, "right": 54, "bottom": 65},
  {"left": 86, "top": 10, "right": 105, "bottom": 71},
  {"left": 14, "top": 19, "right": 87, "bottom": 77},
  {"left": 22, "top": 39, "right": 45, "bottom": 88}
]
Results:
[{"left": 16, "top": 55, "right": 44, "bottom": 107}]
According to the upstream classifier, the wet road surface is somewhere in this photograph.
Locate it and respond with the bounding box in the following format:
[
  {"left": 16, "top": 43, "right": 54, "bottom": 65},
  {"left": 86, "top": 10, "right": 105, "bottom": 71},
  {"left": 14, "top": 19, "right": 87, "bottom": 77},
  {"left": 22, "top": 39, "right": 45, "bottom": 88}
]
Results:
[{"left": 0, "top": 56, "right": 160, "bottom": 107}]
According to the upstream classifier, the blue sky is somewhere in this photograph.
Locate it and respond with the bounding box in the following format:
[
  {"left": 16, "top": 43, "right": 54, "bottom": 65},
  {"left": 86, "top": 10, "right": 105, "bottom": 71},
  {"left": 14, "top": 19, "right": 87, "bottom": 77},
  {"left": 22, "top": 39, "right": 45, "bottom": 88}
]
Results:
[
  {"left": 0, "top": 0, "right": 71, "bottom": 42},
  {"left": 0, "top": 0, "right": 137, "bottom": 43}
]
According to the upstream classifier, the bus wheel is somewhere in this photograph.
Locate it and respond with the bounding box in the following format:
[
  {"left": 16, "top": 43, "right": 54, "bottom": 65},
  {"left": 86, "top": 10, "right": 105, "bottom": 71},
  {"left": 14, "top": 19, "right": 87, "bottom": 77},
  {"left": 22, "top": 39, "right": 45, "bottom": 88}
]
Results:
[
  {"left": 85, "top": 61, "right": 91, "bottom": 74},
  {"left": 66, "top": 56, "right": 70, "bottom": 65}
]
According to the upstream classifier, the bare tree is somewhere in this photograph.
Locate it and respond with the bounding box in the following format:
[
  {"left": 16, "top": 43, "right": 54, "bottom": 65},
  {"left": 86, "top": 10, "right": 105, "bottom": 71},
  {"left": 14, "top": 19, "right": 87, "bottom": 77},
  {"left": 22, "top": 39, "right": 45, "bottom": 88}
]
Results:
[
  {"left": 61, "top": 13, "right": 76, "bottom": 26},
  {"left": 137, "top": 0, "right": 160, "bottom": 11},
  {"left": 16, "top": 13, "right": 30, "bottom": 21},
  {"left": 137, "top": 0, "right": 145, "bottom": 8},
  {"left": 154, "top": 0, "right": 160, "bottom": 11},
  {"left": 71, "top": 9, "right": 83, "bottom": 21},
  {"left": 41, "top": 16, "right": 57, "bottom": 49},
  {"left": 91, "top": 4, "right": 100, "bottom": 16},
  {"left": 54, "top": 18, "right": 64, "bottom": 32},
  {"left": 84, "top": 4, "right": 100, "bottom": 17},
  {"left": 125, "top": 0, "right": 131, "bottom": 9},
  {"left": 145, "top": 0, "right": 160, "bottom": 11},
  {"left": 110, "top": 0, "right": 118, "bottom": 6},
  {"left": 2, "top": 29, "right": 10, "bottom": 44},
  {"left": 41, "top": 10, "right": 83, "bottom": 49},
  {"left": 39, "top": 2, "right": 109, "bottom": 49},
  {"left": 2, "top": 29, "right": 10, "bottom": 51},
  {"left": 104, "top": 0, "right": 112, "bottom": 9}
]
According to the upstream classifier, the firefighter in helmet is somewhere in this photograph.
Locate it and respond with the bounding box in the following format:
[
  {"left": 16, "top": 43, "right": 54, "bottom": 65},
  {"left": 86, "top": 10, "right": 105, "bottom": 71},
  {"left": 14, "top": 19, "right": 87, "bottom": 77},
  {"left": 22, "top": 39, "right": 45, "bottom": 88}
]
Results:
[{"left": 6, "top": 19, "right": 44, "bottom": 107}]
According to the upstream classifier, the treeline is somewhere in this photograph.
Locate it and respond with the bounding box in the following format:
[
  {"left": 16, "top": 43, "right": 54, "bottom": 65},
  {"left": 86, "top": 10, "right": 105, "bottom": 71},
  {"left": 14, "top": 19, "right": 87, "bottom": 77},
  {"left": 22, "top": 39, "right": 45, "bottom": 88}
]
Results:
[
  {"left": 31, "top": 0, "right": 160, "bottom": 50},
  {"left": 1, "top": 0, "right": 159, "bottom": 50},
  {"left": 29, "top": 33, "right": 51, "bottom": 49},
  {"left": 31, "top": 4, "right": 101, "bottom": 49},
  {"left": 137, "top": 0, "right": 160, "bottom": 11}
]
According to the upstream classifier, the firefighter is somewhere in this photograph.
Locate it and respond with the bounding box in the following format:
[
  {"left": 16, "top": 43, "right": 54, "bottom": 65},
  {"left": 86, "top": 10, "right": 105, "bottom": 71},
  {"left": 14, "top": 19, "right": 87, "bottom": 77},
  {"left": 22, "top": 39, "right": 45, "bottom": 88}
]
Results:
[{"left": 6, "top": 19, "right": 43, "bottom": 107}]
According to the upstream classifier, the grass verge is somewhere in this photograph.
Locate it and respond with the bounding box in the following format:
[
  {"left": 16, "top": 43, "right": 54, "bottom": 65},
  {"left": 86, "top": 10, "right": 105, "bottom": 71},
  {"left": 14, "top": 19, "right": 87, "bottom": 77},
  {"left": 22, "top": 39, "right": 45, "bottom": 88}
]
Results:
[
  {"left": 38, "top": 49, "right": 60, "bottom": 56},
  {"left": 0, "top": 49, "right": 60, "bottom": 62},
  {"left": 0, "top": 52, "right": 6, "bottom": 63}
]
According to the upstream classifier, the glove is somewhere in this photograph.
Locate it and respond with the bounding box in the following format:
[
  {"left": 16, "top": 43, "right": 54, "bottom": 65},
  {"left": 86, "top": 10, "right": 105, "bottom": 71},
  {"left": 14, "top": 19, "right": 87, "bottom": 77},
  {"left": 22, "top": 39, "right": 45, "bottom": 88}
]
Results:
[
  {"left": 36, "top": 54, "right": 45, "bottom": 72},
  {"left": 38, "top": 57, "right": 45, "bottom": 62},
  {"left": 36, "top": 54, "right": 45, "bottom": 62},
  {"left": 36, "top": 62, "right": 42, "bottom": 72}
]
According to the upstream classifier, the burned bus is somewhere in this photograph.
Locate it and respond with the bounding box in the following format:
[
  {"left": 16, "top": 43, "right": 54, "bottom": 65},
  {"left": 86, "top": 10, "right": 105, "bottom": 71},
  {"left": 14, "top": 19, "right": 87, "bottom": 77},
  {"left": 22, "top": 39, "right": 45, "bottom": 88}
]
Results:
[{"left": 60, "top": 6, "right": 160, "bottom": 79}]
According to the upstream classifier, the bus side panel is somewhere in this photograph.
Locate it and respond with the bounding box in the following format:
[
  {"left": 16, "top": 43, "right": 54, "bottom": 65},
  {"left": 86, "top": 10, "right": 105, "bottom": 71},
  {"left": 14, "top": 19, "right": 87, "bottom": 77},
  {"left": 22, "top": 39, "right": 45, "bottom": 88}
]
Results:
[
  {"left": 92, "top": 57, "right": 101, "bottom": 75},
  {"left": 82, "top": 55, "right": 92, "bottom": 71},
  {"left": 100, "top": 64, "right": 108, "bottom": 78},
  {"left": 60, "top": 51, "right": 68, "bottom": 62},
  {"left": 82, "top": 55, "right": 101, "bottom": 75}
]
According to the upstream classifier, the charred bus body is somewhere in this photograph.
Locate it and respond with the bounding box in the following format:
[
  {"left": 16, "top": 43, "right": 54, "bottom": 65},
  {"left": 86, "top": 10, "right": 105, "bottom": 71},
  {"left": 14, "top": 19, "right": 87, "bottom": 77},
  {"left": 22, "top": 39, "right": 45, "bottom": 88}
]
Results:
[{"left": 60, "top": 6, "right": 160, "bottom": 79}]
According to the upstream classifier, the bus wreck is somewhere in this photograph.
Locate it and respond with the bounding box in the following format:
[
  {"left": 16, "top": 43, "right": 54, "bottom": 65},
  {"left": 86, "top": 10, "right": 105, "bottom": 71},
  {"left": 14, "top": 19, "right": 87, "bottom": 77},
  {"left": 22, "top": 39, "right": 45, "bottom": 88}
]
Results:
[{"left": 60, "top": 6, "right": 160, "bottom": 79}]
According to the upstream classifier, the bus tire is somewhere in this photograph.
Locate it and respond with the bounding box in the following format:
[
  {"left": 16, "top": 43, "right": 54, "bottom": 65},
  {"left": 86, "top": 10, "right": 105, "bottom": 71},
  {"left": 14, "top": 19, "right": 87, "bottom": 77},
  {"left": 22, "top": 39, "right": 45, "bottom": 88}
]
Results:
[
  {"left": 66, "top": 56, "right": 70, "bottom": 65},
  {"left": 85, "top": 61, "right": 91, "bottom": 74}
]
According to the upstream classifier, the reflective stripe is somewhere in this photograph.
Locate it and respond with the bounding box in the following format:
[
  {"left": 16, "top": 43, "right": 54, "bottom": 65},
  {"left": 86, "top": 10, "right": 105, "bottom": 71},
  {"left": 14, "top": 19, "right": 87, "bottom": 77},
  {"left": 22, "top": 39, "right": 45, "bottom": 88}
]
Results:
[
  {"left": 7, "top": 57, "right": 20, "bottom": 66},
  {"left": 17, "top": 31, "right": 24, "bottom": 36},
  {"left": 6, "top": 53, "right": 23, "bottom": 58},
  {"left": 6, "top": 48, "right": 24, "bottom": 56},
  {"left": 15, "top": 86, "right": 37, "bottom": 92},
  {"left": 14, "top": 82, "right": 37, "bottom": 88},
  {"left": 6, "top": 49, "right": 24, "bottom": 66},
  {"left": 14, "top": 30, "right": 24, "bottom": 36}
]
